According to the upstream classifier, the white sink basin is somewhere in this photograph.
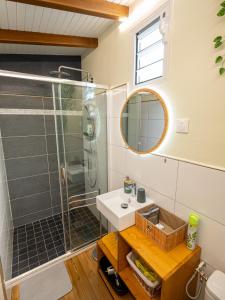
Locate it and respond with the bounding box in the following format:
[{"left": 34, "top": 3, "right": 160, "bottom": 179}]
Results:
[{"left": 96, "top": 189, "right": 153, "bottom": 231}]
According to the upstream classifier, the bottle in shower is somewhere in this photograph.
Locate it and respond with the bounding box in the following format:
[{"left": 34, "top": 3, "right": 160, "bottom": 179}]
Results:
[{"left": 186, "top": 213, "right": 200, "bottom": 250}]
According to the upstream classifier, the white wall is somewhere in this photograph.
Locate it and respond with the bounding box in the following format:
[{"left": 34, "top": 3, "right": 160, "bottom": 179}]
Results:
[
  {"left": 83, "top": 0, "right": 225, "bottom": 169},
  {"left": 108, "top": 85, "right": 225, "bottom": 278},
  {"left": 83, "top": 0, "right": 225, "bottom": 294},
  {"left": 0, "top": 132, "right": 13, "bottom": 284}
]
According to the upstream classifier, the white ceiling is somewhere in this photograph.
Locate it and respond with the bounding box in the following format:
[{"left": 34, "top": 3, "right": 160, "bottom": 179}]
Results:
[{"left": 0, "top": 0, "right": 132, "bottom": 55}]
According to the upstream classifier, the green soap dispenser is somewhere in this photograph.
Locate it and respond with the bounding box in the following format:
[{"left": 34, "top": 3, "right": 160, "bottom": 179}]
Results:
[{"left": 186, "top": 213, "right": 200, "bottom": 250}]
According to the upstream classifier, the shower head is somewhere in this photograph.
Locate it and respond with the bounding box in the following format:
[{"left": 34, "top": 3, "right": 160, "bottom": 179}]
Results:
[{"left": 49, "top": 70, "right": 71, "bottom": 78}]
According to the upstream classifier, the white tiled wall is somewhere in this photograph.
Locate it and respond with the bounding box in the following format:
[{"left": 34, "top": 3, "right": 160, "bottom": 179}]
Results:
[
  {"left": 0, "top": 132, "right": 13, "bottom": 283},
  {"left": 176, "top": 162, "right": 225, "bottom": 226},
  {"left": 108, "top": 84, "right": 225, "bottom": 276}
]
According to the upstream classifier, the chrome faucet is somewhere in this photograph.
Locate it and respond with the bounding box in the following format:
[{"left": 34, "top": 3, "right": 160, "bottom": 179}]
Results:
[{"left": 131, "top": 182, "right": 137, "bottom": 197}]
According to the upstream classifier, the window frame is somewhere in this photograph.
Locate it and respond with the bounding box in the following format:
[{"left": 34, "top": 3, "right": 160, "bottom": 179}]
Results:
[{"left": 133, "top": 3, "right": 170, "bottom": 87}]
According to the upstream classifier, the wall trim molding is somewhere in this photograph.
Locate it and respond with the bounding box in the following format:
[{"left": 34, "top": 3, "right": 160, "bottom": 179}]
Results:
[{"left": 152, "top": 152, "right": 225, "bottom": 173}]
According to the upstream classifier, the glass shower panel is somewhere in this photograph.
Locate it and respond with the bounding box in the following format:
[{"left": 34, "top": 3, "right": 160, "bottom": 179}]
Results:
[
  {"left": 0, "top": 76, "right": 66, "bottom": 279},
  {"left": 53, "top": 83, "right": 108, "bottom": 252}
]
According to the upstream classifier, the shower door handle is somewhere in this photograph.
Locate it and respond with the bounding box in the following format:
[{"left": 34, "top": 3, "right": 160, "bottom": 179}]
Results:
[{"left": 60, "top": 166, "right": 66, "bottom": 185}]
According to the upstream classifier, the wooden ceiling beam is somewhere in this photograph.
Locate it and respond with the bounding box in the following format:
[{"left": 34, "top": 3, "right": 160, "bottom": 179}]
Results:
[
  {"left": 0, "top": 29, "right": 98, "bottom": 48},
  {"left": 7, "top": 0, "right": 129, "bottom": 20}
]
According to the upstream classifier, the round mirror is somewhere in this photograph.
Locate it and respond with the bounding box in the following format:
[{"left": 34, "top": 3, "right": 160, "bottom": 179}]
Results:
[{"left": 121, "top": 88, "right": 168, "bottom": 154}]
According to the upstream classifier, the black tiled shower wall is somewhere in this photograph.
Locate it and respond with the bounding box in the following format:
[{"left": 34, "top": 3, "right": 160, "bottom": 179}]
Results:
[
  {"left": 2, "top": 136, "right": 47, "bottom": 159},
  {"left": 0, "top": 54, "right": 82, "bottom": 226},
  {"left": 0, "top": 102, "right": 61, "bottom": 226}
]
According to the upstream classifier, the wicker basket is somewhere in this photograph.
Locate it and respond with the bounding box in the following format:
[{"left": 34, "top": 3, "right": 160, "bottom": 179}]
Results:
[
  {"left": 135, "top": 204, "right": 187, "bottom": 251},
  {"left": 126, "top": 251, "right": 161, "bottom": 297}
]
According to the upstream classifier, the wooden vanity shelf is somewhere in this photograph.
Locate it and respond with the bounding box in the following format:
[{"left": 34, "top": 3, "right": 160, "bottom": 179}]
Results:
[
  {"left": 119, "top": 267, "right": 160, "bottom": 300},
  {"left": 99, "top": 233, "right": 118, "bottom": 270},
  {"left": 97, "top": 234, "right": 133, "bottom": 300},
  {"left": 98, "top": 231, "right": 131, "bottom": 272},
  {"left": 97, "top": 226, "right": 201, "bottom": 300}
]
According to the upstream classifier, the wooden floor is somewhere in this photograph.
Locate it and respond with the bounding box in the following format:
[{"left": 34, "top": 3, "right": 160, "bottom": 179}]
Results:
[
  {"left": 11, "top": 247, "right": 115, "bottom": 300},
  {"left": 61, "top": 247, "right": 114, "bottom": 300}
]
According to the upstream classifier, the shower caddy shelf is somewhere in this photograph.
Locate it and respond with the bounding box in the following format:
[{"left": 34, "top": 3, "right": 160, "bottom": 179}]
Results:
[{"left": 97, "top": 226, "right": 201, "bottom": 300}]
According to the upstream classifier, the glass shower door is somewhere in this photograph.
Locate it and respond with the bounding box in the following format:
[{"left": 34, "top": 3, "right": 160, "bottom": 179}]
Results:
[{"left": 52, "top": 83, "right": 108, "bottom": 252}]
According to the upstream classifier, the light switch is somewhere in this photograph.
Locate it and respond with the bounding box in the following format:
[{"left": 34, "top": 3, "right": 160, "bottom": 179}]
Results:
[{"left": 176, "top": 119, "right": 189, "bottom": 133}]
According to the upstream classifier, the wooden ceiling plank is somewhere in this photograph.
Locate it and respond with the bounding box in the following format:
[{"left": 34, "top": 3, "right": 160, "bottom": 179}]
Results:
[
  {"left": 0, "top": 29, "right": 98, "bottom": 48},
  {"left": 7, "top": 0, "right": 129, "bottom": 20}
]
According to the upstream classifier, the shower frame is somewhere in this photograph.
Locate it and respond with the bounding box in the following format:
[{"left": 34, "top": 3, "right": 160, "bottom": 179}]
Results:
[{"left": 0, "top": 69, "right": 108, "bottom": 289}]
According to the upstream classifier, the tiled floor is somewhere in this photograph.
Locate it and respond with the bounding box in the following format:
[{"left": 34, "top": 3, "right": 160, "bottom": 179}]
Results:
[
  {"left": 70, "top": 207, "right": 103, "bottom": 249},
  {"left": 12, "top": 214, "right": 65, "bottom": 278},
  {"left": 12, "top": 207, "right": 103, "bottom": 278}
]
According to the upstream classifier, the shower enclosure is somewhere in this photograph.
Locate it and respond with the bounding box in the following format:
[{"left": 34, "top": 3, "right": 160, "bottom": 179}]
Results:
[
  {"left": 52, "top": 81, "right": 108, "bottom": 252},
  {"left": 0, "top": 70, "right": 108, "bottom": 284}
]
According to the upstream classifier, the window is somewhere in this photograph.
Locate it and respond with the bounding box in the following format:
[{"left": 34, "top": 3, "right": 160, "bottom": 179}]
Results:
[{"left": 135, "top": 12, "right": 167, "bottom": 85}]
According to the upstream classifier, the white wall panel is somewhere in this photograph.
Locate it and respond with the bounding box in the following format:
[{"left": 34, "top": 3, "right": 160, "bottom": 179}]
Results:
[
  {"left": 109, "top": 169, "right": 124, "bottom": 191},
  {"left": 31, "top": 6, "right": 44, "bottom": 32},
  {"left": 0, "top": 0, "right": 8, "bottom": 29},
  {"left": 51, "top": 11, "right": 69, "bottom": 35},
  {"left": 108, "top": 87, "right": 127, "bottom": 118},
  {"left": 176, "top": 162, "right": 225, "bottom": 226},
  {"left": 140, "top": 155, "right": 178, "bottom": 199},
  {"left": 38, "top": 7, "right": 52, "bottom": 33},
  {"left": 109, "top": 144, "right": 126, "bottom": 174},
  {"left": 124, "top": 149, "right": 143, "bottom": 182},
  {"left": 45, "top": 9, "right": 60, "bottom": 33},
  {"left": 108, "top": 117, "right": 125, "bottom": 147},
  {"left": 6, "top": 1, "right": 16, "bottom": 30},
  {"left": 149, "top": 188, "right": 174, "bottom": 213},
  {"left": 175, "top": 202, "right": 225, "bottom": 274},
  {"left": 16, "top": 3, "right": 26, "bottom": 31},
  {"left": 24, "top": 4, "right": 36, "bottom": 32}
]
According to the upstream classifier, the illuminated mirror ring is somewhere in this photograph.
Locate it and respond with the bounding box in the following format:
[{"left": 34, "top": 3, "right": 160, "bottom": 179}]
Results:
[{"left": 120, "top": 88, "right": 168, "bottom": 154}]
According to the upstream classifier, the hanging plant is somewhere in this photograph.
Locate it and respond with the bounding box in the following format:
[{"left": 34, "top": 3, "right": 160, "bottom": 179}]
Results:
[{"left": 214, "top": 1, "right": 225, "bottom": 75}]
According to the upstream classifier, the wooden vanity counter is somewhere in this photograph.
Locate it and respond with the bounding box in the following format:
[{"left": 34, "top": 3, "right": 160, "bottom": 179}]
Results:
[
  {"left": 120, "top": 226, "right": 200, "bottom": 280},
  {"left": 97, "top": 226, "right": 201, "bottom": 300}
]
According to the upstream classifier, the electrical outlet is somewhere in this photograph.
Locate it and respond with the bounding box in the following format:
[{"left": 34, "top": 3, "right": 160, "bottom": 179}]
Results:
[{"left": 176, "top": 119, "right": 189, "bottom": 133}]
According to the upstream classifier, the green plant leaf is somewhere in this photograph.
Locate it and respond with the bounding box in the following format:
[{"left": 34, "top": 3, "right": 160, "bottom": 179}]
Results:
[
  {"left": 215, "top": 56, "right": 223, "bottom": 63},
  {"left": 221, "top": 1, "right": 225, "bottom": 7},
  {"left": 214, "top": 36, "right": 222, "bottom": 43},
  {"left": 219, "top": 67, "right": 225, "bottom": 75},
  {"left": 215, "top": 41, "right": 223, "bottom": 48},
  {"left": 217, "top": 7, "right": 225, "bottom": 16}
]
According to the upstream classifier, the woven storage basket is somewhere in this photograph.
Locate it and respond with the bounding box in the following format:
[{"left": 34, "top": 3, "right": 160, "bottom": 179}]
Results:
[
  {"left": 126, "top": 251, "right": 161, "bottom": 297},
  {"left": 135, "top": 204, "right": 187, "bottom": 251}
]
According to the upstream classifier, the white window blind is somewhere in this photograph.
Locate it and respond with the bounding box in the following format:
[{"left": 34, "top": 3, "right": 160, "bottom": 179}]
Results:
[{"left": 135, "top": 16, "right": 165, "bottom": 85}]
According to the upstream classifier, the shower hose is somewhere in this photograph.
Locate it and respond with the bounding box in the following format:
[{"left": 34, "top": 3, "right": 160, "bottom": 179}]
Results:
[{"left": 186, "top": 261, "right": 207, "bottom": 300}]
